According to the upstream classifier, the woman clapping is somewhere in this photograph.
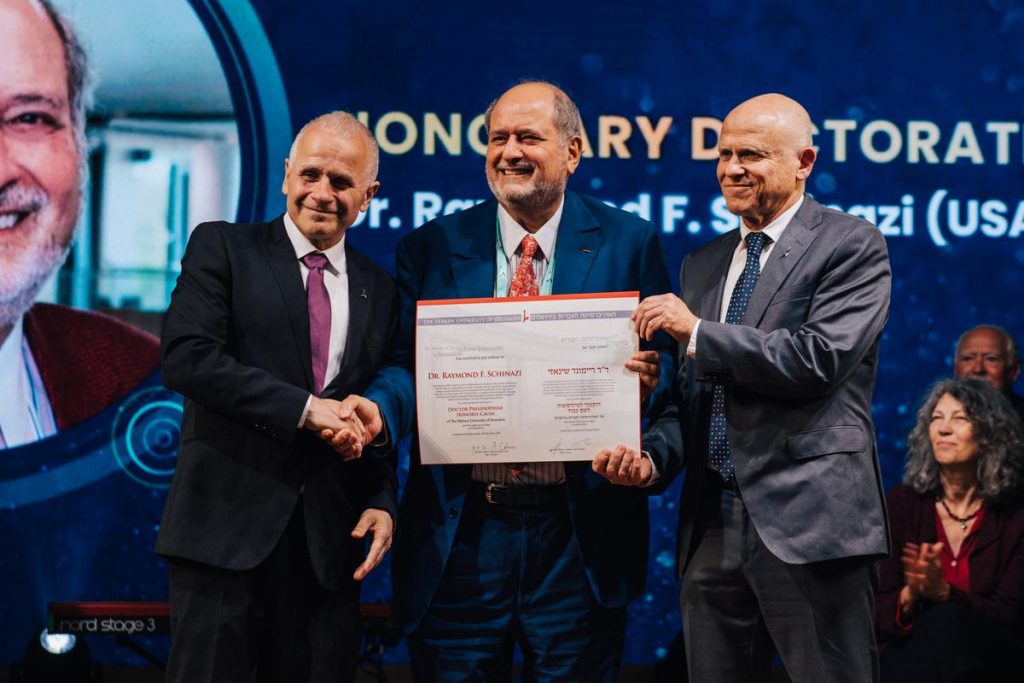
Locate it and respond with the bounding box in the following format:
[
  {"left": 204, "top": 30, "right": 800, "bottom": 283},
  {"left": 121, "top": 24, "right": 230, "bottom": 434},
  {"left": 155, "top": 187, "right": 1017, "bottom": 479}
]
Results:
[{"left": 877, "top": 377, "right": 1024, "bottom": 681}]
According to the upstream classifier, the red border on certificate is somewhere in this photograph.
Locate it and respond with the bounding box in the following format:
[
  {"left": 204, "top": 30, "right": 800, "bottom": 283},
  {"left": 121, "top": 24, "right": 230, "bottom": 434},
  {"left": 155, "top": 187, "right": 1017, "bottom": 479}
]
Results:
[
  {"left": 414, "top": 291, "right": 642, "bottom": 465},
  {"left": 417, "top": 291, "right": 640, "bottom": 307}
]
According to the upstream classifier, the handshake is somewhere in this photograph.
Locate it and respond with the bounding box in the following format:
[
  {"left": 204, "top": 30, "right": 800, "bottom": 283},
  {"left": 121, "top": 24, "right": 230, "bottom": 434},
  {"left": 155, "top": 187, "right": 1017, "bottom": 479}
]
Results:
[{"left": 303, "top": 394, "right": 382, "bottom": 460}]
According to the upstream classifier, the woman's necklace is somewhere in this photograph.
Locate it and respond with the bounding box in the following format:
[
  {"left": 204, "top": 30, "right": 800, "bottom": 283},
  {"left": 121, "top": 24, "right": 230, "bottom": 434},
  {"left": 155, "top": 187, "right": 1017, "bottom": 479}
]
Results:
[{"left": 938, "top": 497, "right": 981, "bottom": 531}]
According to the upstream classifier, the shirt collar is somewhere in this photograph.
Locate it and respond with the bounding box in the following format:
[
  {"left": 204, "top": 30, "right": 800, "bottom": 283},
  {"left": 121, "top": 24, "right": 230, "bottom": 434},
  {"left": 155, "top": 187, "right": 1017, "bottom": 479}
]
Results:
[
  {"left": 739, "top": 195, "right": 804, "bottom": 246},
  {"left": 498, "top": 196, "right": 564, "bottom": 262},
  {"left": 283, "top": 212, "right": 347, "bottom": 273},
  {"left": 0, "top": 317, "right": 25, "bottom": 384},
  {"left": 0, "top": 317, "right": 28, "bottom": 441}
]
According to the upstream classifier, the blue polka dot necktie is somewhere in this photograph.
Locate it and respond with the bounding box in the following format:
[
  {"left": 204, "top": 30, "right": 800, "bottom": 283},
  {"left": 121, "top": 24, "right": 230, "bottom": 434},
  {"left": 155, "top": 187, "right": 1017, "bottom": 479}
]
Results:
[{"left": 708, "top": 231, "right": 771, "bottom": 482}]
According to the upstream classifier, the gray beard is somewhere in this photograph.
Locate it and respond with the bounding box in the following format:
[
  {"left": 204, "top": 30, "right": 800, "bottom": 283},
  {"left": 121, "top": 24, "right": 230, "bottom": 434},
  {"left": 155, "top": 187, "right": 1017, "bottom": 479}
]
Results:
[
  {"left": 0, "top": 181, "right": 79, "bottom": 329},
  {"left": 487, "top": 174, "right": 567, "bottom": 213},
  {"left": 0, "top": 242, "right": 71, "bottom": 329}
]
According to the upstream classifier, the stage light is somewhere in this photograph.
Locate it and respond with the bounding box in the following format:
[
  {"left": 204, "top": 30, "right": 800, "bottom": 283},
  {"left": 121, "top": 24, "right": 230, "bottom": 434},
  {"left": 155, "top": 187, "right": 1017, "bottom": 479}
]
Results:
[
  {"left": 10, "top": 627, "right": 102, "bottom": 682},
  {"left": 39, "top": 629, "right": 76, "bottom": 655}
]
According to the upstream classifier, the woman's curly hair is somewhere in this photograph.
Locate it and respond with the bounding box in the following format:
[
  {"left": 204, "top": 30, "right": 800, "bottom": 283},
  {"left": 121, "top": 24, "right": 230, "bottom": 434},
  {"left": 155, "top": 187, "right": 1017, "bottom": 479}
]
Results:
[{"left": 903, "top": 378, "right": 1024, "bottom": 503}]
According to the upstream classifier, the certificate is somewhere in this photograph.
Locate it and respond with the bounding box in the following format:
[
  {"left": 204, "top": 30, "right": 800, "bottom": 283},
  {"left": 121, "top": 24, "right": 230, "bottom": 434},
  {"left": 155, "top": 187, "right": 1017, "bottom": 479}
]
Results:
[{"left": 415, "top": 292, "right": 641, "bottom": 465}]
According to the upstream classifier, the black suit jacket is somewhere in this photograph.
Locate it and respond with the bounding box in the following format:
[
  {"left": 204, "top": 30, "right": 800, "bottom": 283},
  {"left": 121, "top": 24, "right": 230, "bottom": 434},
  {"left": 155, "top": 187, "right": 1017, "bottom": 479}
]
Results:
[{"left": 156, "top": 217, "right": 398, "bottom": 590}]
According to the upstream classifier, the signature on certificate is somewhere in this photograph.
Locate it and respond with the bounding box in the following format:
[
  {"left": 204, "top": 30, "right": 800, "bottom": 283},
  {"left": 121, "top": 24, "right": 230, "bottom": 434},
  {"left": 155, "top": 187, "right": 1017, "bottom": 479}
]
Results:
[
  {"left": 471, "top": 440, "right": 515, "bottom": 454},
  {"left": 550, "top": 437, "right": 594, "bottom": 453}
]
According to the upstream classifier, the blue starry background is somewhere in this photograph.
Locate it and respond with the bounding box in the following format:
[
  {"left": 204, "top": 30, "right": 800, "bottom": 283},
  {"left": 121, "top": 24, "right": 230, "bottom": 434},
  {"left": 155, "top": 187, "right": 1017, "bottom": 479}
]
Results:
[{"left": 2, "top": 0, "right": 1023, "bottom": 667}]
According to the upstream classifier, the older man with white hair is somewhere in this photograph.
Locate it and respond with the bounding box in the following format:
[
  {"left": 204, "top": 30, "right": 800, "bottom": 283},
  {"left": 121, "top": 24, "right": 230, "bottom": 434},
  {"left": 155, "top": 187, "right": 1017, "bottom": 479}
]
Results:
[
  {"left": 157, "top": 111, "right": 398, "bottom": 682},
  {"left": 954, "top": 324, "right": 1024, "bottom": 424}
]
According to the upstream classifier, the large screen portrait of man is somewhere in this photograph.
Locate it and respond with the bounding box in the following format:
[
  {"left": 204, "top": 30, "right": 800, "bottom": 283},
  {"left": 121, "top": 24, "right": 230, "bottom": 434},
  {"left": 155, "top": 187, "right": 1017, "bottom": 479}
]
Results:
[{"left": 0, "top": 0, "right": 159, "bottom": 450}]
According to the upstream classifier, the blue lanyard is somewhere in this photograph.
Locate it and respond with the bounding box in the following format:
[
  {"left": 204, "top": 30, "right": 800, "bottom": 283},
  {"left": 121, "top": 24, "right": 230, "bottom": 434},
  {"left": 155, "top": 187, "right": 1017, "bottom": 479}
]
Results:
[{"left": 494, "top": 216, "right": 556, "bottom": 296}]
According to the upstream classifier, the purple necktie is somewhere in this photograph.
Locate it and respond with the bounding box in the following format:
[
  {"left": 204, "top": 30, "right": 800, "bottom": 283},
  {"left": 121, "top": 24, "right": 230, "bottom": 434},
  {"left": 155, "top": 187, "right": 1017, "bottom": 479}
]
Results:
[{"left": 302, "top": 252, "right": 331, "bottom": 395}]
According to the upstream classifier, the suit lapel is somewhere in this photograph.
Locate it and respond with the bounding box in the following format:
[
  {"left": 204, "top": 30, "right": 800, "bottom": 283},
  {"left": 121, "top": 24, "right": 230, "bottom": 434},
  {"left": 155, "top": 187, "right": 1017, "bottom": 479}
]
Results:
[
  {"left": 441, "top": 203, "right": 498, "bottom": 494},
  {"left": 324, "top": 245, "right": 371, "bottom": 395},
  {"left": 697, "top": 232, "right": 740, "bottom": 320},
  {"left": 551, "top": 193, "right": 601, "bottom": 294},
  {"left": 23, "top": 306, "right": 87, "bottom": 429},
  {"left": 450, "top": 202, "right": 499, "bottom": 298},
  {"left": 260, "top": 217, "right": 315, "bottom": 392},
  {"left": 742, "top": 197, "right": 824, "bottom": 328}
]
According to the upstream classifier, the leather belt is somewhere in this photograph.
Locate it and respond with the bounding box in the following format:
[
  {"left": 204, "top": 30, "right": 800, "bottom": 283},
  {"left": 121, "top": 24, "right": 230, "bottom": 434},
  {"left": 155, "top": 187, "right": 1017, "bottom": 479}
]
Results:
[{"left": 475, "top": 482, "right": 567, "bottom": 506}]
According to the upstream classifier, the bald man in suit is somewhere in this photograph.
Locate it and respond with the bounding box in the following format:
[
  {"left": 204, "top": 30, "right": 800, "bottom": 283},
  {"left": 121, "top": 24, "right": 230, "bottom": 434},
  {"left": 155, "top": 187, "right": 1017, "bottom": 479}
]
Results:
[{"left": 600, "top": 94, "right": 892, "bottom": 682}]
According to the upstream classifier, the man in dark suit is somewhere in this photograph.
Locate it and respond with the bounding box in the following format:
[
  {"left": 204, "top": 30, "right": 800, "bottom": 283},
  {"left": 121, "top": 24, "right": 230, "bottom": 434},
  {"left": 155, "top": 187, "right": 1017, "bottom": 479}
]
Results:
[
  {"left": 328, "top": 81, "right": 675, "bottom": 680},
  {"left": 600, "top": 93, "right": 892, "bottom": 681},
  {"left": 157, "top": 112, "right": 398, "bottom": 682},
  {"left": 954, "top": 324, "right": 1024, "bottom": 424}
]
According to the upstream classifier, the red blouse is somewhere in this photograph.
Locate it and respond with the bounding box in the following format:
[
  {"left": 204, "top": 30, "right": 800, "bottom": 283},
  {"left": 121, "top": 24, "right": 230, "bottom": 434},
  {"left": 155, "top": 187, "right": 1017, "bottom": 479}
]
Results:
[
  {"left": 935, "top": 504, "right": 986, "bottom": 592},
  {"left": 877, "top": 485, "right": 1024, "bottom": 644},
  {"left": 893, "top": 503, "right": 985, "bottom": 630}
]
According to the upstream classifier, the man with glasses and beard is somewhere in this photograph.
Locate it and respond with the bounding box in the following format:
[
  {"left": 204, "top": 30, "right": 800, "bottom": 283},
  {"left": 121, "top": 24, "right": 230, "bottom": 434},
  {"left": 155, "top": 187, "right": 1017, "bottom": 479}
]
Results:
[{"left": 0, "top": 0, "right": 158, "bottom": 449}]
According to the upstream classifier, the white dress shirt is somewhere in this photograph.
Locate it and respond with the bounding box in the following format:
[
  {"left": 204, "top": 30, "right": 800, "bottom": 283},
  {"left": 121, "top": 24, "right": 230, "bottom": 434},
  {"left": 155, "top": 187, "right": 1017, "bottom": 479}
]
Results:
[
  {"left": 0, "top": 317, "right": 58, "bottom": 449},
  {"left": 497, "top": 199, "right": 562, "bottom": 291},
  {"left": 472, "top": 199, "right": 566, "bottom": 485}
]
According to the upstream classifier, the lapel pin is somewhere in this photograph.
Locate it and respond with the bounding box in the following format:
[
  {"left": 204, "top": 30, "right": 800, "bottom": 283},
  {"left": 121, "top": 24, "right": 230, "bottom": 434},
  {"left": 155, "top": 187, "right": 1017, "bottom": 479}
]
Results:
[
  {"left": 580, "top": 247, "right": 592, "bottom": 254},
  {"left": 360, "top": 288, "right": 368, "bottom": 299},
  {"left": 780, "top": 247, "right": 791, "bottom": 259}
]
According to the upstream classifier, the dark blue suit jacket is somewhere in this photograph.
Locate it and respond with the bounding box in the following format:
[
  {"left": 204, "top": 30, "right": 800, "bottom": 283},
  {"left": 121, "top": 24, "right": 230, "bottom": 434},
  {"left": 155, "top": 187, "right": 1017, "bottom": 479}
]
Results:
[{"left": 365, "top": 191, "right": 676, "bottom": 631}]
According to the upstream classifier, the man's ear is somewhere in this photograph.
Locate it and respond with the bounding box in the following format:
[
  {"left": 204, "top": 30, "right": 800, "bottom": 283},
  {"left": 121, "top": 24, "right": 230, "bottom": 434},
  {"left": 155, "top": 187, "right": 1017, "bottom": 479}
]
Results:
[
  {"left": 360, "top": 181, "right": 381, "bottom": 213},
  {"left": 796, "top": 146, "right": 816, "bottom": 181},
  {"left": 565, "top": 135, "right": 583, "bottom": 176},
  {"left": 1009, "top": 362, "right": 1022, "bottom": 385}
]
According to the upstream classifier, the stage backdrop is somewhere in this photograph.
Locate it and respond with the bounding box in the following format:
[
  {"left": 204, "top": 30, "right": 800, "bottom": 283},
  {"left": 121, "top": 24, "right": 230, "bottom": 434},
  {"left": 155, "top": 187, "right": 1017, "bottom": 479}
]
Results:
[{"left": 1, "top": 0, "right": 1022, "bottom": 666}]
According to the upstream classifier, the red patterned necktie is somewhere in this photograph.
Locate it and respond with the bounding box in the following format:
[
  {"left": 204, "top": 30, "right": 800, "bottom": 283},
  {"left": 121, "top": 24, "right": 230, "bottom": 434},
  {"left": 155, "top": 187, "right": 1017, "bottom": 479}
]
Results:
[
  {"left": 302, "top": 252, "right": 331, "bottom": 395},
  {"left": 508, "top": 235, "right": 540, "bottom": 297},
  {"left": 507, "top": 235, "right": 540, "bottom": 480}
]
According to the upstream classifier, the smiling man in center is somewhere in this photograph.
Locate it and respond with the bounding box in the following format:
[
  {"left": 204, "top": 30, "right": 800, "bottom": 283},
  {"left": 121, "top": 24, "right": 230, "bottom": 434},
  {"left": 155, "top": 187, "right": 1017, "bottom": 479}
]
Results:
[{"left": 333, "top": 81, "right": 676, "bottom": 680}]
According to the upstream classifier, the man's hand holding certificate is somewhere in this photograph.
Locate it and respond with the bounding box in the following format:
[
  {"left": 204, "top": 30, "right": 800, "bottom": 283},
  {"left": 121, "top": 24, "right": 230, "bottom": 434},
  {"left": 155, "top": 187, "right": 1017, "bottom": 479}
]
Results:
[{"left": 416, "top": 292, "right": 649, "bottom": 465}]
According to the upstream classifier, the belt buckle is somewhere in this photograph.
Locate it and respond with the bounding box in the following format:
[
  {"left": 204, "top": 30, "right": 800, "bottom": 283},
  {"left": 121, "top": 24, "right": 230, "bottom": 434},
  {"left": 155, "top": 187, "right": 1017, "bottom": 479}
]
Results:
[{"left": 484, "top": 483, "right": 503, "bottom": 504}]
